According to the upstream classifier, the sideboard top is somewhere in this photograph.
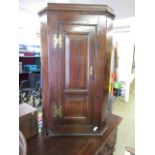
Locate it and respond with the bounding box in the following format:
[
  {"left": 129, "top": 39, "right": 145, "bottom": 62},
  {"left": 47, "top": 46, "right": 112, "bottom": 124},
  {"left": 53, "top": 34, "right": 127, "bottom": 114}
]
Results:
[{"left": 38, "top": 3, "right": 115, "bottom": 18}]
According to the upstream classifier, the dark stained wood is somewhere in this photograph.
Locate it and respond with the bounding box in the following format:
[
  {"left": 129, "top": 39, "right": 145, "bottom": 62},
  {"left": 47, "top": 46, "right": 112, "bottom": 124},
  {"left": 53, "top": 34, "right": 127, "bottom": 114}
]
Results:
[
  {"left": 27, "top": 112, "right": 122, "bottom": 155},
  {"left": 38, "top": 3, "right": 115, "bottom": 18},
  {"left": 39, "top": 3, "right": 115, "bottom": 135},
  {"left": 59, "top": 24, "right": 95, "bottom": 129},
  {"left": 40, "top": 17, "right": 51, "bottom": 130}
]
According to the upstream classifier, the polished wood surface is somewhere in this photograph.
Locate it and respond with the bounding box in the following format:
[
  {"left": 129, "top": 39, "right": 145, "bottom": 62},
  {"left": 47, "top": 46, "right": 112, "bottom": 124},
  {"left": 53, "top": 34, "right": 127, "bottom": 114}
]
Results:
[
  {"left": 27, "top": 112, "right": 122, "bottom": 155},
  {"left": 59, "top": 24, "right": 95, "bottom": 128},
  {"left": 39, "top": 3, "right": 115, "bottom": 135},
  {"left": 38, "top": 3, "right": 115, "bottom": 18}
]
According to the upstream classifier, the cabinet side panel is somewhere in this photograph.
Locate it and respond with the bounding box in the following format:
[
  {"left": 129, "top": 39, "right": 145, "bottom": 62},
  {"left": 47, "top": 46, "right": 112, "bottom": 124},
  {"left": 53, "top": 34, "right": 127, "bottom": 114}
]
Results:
[
  {"left": 40, "top": 15, "right": 49, "bottom": 129},
  {"left": 102, "top": 17, "right": 113, "bottom": 122},
  {"left": 47, "top": 12, "right": 60, "bottom": 130},
  {"left": 93, "top": 15, "right": 107, "bottom": 127}
]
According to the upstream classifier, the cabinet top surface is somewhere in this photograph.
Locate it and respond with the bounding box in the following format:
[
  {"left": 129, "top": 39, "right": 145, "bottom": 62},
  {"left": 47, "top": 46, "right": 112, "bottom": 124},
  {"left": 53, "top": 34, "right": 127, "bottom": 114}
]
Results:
[
  {"left": 27, "top": 112, "right": 122, "bottom": 155},
  {"left": 38, "top": 3, "right": 115, "bottom": 18}
]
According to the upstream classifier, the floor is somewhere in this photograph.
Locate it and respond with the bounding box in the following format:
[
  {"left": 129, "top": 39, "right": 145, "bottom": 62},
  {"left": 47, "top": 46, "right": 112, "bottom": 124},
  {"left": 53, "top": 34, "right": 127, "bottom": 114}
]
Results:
[{"left": 113, "top": 80, "right": 135, "bottom": 155}]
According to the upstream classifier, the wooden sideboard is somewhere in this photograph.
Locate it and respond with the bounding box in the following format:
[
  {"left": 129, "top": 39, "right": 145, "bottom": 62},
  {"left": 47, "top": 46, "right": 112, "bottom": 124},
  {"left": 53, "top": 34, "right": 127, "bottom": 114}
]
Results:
[{"left": 27, "top": 112, "right": 122, "bottom": 155}]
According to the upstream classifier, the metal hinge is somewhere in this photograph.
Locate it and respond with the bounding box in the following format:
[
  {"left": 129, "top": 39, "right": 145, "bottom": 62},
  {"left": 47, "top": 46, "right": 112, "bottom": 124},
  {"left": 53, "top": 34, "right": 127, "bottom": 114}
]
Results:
[
  {"left": 54, "top": 104, "right": 62, "bottom": 117},
  {"left": 53, "top": 34, "right": 63, "bottom": 48},
  {"left": 89, "top": 66, "right": 93, "bottom": 76}
]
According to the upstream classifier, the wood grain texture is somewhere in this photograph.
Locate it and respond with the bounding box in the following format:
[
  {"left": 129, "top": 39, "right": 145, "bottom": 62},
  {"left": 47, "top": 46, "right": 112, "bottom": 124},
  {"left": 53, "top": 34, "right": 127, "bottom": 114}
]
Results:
[
  {"left": 27, "top": 112, "right": 122, "bottom": 155},
  {"left": 38, "top": 3, "right": 115, "bottom": 18},
  {"left": 39, "top": 3, "right": 115, "bottom": 135}
]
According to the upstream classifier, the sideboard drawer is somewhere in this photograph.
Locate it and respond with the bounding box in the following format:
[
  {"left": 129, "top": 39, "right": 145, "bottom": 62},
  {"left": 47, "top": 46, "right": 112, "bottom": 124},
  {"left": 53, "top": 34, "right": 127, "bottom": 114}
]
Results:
[{"left": 96, "top": 129, "right": 118, "bottom": 155}]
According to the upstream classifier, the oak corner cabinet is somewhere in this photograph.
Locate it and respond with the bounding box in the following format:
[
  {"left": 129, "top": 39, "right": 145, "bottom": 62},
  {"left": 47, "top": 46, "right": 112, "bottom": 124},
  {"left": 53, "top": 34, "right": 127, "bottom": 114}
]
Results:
[{"left": 39, "top": 3, "right": 116, "bottom": 136}]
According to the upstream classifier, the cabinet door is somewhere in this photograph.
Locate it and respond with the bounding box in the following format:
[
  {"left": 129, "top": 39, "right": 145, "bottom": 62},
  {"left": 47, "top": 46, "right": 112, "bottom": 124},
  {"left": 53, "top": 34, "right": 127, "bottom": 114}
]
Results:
[
  {"left": 46, "top": 12, "right": 107, "bottom": 134},
  {"left": 55, "top": 24, "right": 96, "bottom": 132}
]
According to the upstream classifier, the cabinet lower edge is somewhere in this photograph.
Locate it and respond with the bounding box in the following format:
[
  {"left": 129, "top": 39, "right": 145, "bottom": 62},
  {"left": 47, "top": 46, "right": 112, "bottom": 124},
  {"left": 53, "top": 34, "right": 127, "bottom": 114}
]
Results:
[{"left": 42, "top": 123, "right": 108, "bottom": 137}]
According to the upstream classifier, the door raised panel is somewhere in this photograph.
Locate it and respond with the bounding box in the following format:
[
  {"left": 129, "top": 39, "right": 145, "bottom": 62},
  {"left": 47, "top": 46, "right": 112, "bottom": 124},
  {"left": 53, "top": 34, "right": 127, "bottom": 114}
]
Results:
[
  {"left": 64, "top": 97, "right": 88, "bottom": 117},
  {"left": 62, "top": 96, "right": 89, "bottom": 125},
  {"left": 65, "top": 33, "right": 88, "bottom": 90}
]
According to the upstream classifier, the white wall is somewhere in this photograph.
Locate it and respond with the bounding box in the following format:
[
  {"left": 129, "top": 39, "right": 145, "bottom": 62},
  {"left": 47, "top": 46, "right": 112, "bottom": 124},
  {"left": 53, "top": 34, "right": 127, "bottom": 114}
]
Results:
[
  {"left": 69, "top": 0, "right": 135, "bottom": 19},
  {"left": 113, "top": 17, "right": 135, "bottom": 102},
  {"left": 113, "top": 17, "right": 135, "bottom": 80}
]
